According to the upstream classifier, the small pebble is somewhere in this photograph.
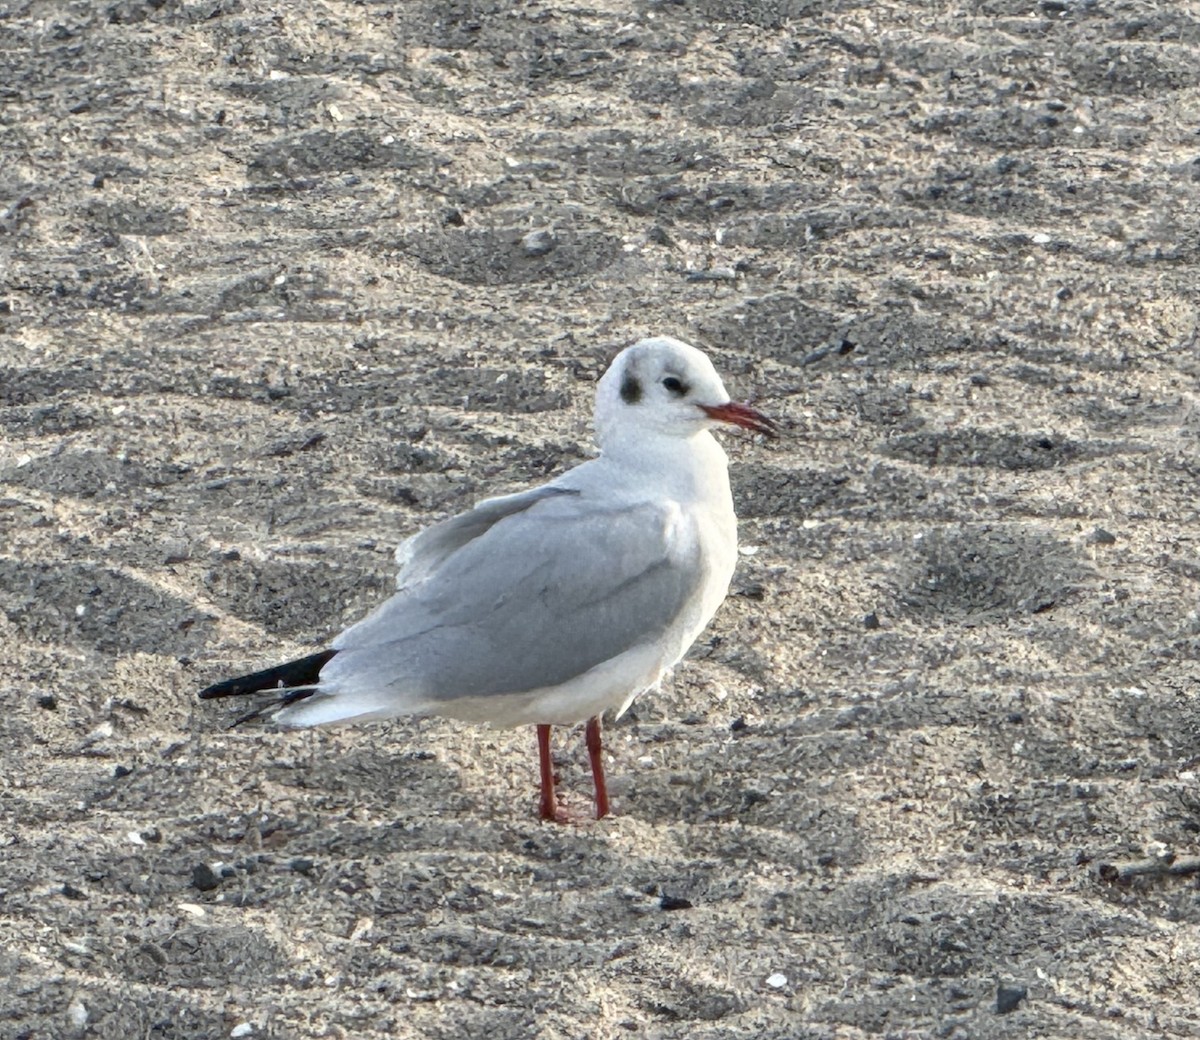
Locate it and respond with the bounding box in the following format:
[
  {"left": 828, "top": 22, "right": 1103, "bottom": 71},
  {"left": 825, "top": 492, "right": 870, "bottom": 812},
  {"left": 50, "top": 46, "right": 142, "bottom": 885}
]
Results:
[
  {"left": 82, "top": 721, "right": 114, "bottom": 744},
  {"left": 521, "top": 229, "right": 555, "bottom": 257},
  {"left": 996, "top": 983, "right": 1027, "bottom": 1014},
  {"left": 191, "top": 863, "right": 222, "bottom": 892},
  {"left": 800, "top": 343, "right": 836, "bottom": 365},
  {"left": 230, "top": 1023, "right": 254, "bottom": 1038},
  {"left": 685, "top": 266, "right": 737, "bottom": 282},
  {"left": 766, "top": 973, "right": 788, "bottom": 989},
  {"left": 1086, "top": 527, "right": 1117, "bottom": 546},
  {"left": 67, "top": 998, "right": 88, "bottom": 1029}
]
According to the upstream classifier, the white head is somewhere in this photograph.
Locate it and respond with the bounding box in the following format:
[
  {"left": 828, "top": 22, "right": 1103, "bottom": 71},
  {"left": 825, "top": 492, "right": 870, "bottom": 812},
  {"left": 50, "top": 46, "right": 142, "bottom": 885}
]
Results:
[{"left": 594, "top": 336, "right": 776, "bottom": 450}]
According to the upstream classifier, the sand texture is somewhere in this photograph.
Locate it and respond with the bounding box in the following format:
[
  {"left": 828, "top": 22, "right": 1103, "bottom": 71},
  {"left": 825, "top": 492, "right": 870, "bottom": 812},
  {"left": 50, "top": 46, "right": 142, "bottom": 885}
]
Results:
[{"left": 3, "top": 1, "right": 1200, "bottom": 1037}]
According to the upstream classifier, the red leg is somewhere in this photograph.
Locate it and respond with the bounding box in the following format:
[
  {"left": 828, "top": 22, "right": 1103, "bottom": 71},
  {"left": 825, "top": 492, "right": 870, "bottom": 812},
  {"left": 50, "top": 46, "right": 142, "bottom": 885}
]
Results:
[
  {"left": 537, "top": 724, "right": 560, "bottom": 822},
  {"left": 586, "top": 715, "right": 610, "bottom": 819}
]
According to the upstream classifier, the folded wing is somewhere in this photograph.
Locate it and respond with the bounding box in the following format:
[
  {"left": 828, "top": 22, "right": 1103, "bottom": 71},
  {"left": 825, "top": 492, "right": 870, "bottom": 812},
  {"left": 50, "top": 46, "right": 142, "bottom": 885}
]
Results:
[{"left": 323, "top": 490, "right": 704, "bottom": 706}]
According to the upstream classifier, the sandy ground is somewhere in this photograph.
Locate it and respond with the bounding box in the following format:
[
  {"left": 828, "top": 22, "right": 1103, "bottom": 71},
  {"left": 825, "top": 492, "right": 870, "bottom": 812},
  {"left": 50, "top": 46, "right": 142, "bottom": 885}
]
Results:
[{"left": 4, "top": 1, "right": 1200, "bottom": 1037}]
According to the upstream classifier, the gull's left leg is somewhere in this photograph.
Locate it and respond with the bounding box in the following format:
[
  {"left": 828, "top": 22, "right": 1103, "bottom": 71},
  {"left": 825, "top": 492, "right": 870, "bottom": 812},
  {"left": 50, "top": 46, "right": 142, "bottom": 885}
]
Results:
[{"left": 586, "top": 716, "right": 610, "bottom": 819}]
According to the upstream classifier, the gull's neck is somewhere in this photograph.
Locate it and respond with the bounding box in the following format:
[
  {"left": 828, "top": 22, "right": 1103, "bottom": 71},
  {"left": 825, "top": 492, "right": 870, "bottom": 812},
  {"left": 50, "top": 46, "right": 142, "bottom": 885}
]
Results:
[{"left": 591, "top": 426, "right": 732, "bottom": 503}]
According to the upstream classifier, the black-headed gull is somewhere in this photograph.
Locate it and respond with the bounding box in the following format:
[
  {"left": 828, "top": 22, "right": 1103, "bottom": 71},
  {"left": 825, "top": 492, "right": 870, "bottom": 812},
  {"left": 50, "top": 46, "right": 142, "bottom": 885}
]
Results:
[{"left": 199, "top": 336, "right": 777, "bottom": 822}]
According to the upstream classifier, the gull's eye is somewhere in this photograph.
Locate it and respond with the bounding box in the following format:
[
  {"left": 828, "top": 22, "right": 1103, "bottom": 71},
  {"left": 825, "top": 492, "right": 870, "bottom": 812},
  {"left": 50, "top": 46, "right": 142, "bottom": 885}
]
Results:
[{"left": 661, "top": 375, "right": 688, "bottom": 396}]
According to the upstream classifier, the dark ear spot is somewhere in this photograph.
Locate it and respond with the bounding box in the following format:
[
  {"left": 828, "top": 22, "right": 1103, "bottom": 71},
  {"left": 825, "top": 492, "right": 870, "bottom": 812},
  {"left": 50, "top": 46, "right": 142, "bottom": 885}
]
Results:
[{"left": 620, "top": 374, "right": 642, "bottom": 404}]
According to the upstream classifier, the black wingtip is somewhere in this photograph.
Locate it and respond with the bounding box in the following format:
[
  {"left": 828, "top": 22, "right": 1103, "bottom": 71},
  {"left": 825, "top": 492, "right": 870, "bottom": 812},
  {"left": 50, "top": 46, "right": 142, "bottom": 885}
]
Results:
[{"left": 198, "top": 649, "right": 338, "bottom": 700}]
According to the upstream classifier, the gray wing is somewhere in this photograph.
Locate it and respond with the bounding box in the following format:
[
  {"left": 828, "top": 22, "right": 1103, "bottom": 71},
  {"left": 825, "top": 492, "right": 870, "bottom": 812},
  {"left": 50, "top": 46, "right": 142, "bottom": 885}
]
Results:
[
  {"left": 392, "top": 485, "right": 577, "bottom": 589},
  {"left": 326, "top": 491, "right": 703, "bottom": 702}
]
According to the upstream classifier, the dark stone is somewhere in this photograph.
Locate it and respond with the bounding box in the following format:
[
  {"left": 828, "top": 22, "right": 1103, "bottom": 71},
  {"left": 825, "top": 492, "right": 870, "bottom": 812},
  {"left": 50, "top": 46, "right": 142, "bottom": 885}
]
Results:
[
  {"left": 191, "top": 863, "right": 222, "bottom": 892},
  {"left": 521, "top": 229, "right": 556, "bottom": 257},
  {"left": 660, "top": 894, "right": 693, "bottom": 911},
  {"left": 996, "top": 984, "right": 1027, "bottom": 1014}
]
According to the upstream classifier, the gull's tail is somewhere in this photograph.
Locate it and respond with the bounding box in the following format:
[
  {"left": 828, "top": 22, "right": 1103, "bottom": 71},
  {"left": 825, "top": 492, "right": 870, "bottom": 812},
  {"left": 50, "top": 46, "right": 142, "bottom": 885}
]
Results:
[{"left": 197, "top": 649, "right": 338, "bottom": 726}]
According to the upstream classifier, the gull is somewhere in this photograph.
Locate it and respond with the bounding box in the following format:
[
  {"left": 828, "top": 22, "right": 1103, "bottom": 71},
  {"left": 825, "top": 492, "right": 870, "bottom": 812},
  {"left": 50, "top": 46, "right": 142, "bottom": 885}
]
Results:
[{"left": 198, "top": 336, "right": 777, "bottom": 822}]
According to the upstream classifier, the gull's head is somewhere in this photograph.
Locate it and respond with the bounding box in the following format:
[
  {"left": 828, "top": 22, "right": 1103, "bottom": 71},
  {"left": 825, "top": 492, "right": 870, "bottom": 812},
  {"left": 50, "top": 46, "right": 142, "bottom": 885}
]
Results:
[{"left": 595, "top": 336, "right": 777, "bottom": 448}]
